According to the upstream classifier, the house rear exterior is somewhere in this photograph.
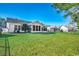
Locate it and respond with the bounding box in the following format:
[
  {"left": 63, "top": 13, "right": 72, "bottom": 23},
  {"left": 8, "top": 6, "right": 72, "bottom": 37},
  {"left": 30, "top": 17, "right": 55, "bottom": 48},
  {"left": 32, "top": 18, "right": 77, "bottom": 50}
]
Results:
[{"left": 0, "top": 17, "right": 47, "bottom": 33}]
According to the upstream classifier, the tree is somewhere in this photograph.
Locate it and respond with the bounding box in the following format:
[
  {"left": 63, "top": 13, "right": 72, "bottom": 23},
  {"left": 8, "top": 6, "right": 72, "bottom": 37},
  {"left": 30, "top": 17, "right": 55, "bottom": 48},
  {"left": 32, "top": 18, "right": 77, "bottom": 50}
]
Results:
[
  {"left": 53, "top": 3, "right": 79, "bottom": 30},
  {"left": 22, "top": 24, "right": 30, "bottom": 33},
  {"left": 42, "top": 26, "right": 47, "bottom": 31},
  {"left": 0, "top": 27, "right": 2, "bottom": 34}
]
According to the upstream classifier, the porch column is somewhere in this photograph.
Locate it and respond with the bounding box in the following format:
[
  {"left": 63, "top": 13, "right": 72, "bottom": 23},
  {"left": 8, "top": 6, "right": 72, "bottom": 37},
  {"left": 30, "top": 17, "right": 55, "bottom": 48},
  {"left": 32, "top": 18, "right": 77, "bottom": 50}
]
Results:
[
  {"left": 38, "top": 26, "right": 41, "bottom": 31},
  {"left": 31, "top": 25, "right": 33, "bottom": 32},
  {"left": 37, "top": 26, "right": 39, "bottom": 31},
  {"left": 34, "top": 25, "right": 36, "bottom": 31},
  {"left": 40, "top": 26, "right": 42, "bottom": 32}
]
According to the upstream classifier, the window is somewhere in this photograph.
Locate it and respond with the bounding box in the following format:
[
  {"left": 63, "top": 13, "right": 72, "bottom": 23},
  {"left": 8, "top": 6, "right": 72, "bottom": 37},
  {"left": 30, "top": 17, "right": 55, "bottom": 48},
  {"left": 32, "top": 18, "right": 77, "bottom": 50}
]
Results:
[
  {"left": 14, "top": 25, "right": 17, "bottom": 32},
  {"left": 39, "top": 26, "right": 40, "bottom": 31},
  {"left": 36, "top": 26, "right": 39, "bottom": 31},
  {"left": 33, "top": 25, "right": 35, "bottom": 31},
  {"left": 14, "top": 25, "right": 17, "bottom": 30},
  {"left": 18, "top": 25, "right": 21, "bottom": 30}
]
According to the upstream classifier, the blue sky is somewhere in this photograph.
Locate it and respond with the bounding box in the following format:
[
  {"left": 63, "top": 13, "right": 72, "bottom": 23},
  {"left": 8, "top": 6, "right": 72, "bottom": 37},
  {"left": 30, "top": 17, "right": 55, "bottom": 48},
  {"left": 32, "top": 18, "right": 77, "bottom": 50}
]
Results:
[{"left": 0, "top": 3, "right": 71, "bottom": 26}]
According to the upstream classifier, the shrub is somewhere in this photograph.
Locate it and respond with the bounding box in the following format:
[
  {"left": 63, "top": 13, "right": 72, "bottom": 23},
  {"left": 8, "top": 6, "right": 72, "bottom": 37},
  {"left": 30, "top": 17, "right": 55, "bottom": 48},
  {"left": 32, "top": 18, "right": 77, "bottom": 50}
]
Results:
[{"left": 0, "top": 28, "right": 2, "bottom": 34}]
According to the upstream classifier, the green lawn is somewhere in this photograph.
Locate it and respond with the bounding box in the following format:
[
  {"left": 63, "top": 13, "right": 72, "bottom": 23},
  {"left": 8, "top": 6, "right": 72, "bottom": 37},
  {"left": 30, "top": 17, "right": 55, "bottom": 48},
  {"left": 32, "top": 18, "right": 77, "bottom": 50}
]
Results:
[{"left": 0, "top": 32, "right": 79, "bottom": 56}]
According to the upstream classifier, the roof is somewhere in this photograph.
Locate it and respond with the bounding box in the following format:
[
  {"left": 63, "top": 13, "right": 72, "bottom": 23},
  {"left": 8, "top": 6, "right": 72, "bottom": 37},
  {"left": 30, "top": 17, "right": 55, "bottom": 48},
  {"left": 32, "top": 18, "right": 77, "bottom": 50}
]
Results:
[
  {"left": 32, "top": 21, "right": 44, "bottom": 25},
  {"left": 6, "top": 17, "right": 31, "bottom": 23}
]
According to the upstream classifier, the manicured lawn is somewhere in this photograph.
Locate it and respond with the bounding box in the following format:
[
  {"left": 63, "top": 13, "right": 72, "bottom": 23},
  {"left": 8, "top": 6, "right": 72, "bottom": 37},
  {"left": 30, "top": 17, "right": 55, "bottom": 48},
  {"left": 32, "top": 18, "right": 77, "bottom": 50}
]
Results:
[{"left": 0, "top": 32, "right": 79, "bottom": 56}]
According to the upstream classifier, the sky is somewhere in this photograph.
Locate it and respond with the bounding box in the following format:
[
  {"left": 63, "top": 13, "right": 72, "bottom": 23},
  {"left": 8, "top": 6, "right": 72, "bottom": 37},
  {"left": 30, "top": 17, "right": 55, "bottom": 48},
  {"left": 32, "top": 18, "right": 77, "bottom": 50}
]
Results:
[{"left": 0, "top": 3, "right": 71, "bottom": 26}]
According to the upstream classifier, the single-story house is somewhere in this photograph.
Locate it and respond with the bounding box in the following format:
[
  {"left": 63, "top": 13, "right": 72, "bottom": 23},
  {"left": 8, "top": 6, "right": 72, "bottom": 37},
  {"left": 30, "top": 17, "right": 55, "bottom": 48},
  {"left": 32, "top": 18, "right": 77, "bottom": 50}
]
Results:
[
  {"left": 47, "top": 26, "right": 55, "bottom": 32},
  {"left": 47, "top": 25, "right": 59, "bottom": 32},
  {"left": 60, "top": 26, "right": 68, "bottom": 32},
  {"left": 60, "top": 23, "right": 78, "bottom": 32},
  {"left": 0, "top": 17, "right": 47, "bottom": 33}
]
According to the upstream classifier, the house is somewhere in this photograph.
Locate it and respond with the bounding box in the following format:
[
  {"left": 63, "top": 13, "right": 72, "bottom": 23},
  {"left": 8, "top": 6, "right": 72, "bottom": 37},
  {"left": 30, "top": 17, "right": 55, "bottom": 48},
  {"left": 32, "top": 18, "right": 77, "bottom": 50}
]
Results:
[
  {"left": 0, "top": 17, "right": 47, "bottom": 33},
  {"left": 60, "top": 23, "right": 78, "bottom": 32},
  {"left": 28, "top": 21, "right": 47, "bottom": 32},
  {"left": 60, "top": 26, "right": 68, "bottom": 32},
  {"left": 47, "top": 25, "right": 58, "bottom": 32},
  {"left": 6, "top": 17, "right": 28, "bottom": 32}
]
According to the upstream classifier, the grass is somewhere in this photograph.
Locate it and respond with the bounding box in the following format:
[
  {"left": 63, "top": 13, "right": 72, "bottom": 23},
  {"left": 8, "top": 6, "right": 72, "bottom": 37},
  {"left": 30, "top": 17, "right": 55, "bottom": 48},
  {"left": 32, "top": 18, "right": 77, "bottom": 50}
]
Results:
[{"left": 0, "top": 32, "right": 79, "bottom": 56}]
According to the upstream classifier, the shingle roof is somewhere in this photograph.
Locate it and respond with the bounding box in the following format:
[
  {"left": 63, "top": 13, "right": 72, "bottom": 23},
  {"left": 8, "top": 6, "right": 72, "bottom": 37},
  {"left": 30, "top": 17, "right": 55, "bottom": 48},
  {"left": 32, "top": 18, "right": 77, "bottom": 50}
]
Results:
[
  {"left": 32, "top": 21, "right": 44, "bottom": 25},
  {"left": 7, "top": 17, "right": 31, "bottom": 23}
]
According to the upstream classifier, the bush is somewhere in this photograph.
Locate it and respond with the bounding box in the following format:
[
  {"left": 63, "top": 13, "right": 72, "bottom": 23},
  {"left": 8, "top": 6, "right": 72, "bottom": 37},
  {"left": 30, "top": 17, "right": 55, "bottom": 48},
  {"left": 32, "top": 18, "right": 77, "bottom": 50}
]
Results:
[{"left": 0, "top": 28, "right": 2, "bottom": 34}]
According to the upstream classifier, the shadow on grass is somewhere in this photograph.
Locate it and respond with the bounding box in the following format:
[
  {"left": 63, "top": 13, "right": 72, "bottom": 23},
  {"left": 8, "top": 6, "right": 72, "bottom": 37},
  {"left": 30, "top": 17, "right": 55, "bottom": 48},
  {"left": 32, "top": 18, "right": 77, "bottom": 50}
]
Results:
[
  {"left": 0, "top": 34, "right": 16, "bottom": 39},
  {"left": 9, "top": 32, "right": 56, "bottom": 35},
  {"left": 31, "top": 32, "right": 56, "bottom": 34},
  {"left": 0, "top": 34, "right": 16, "bottom": 56}
]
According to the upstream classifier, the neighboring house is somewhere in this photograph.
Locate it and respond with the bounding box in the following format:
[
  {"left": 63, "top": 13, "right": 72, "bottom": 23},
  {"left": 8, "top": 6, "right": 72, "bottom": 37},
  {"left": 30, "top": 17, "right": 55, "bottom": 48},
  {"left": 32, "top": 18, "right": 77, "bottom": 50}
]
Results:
[
  {"left": 47, "top": 26, "right": 57, "bottom": 32},
  {"left": 1, "top": 17, "right": 47, "bottom": 33},
  {"left": 60, "top": 22, "right": 78, "bottom": 32},
  {"left": 60, "top": 26, "right": 68, "bottom": 32}
]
